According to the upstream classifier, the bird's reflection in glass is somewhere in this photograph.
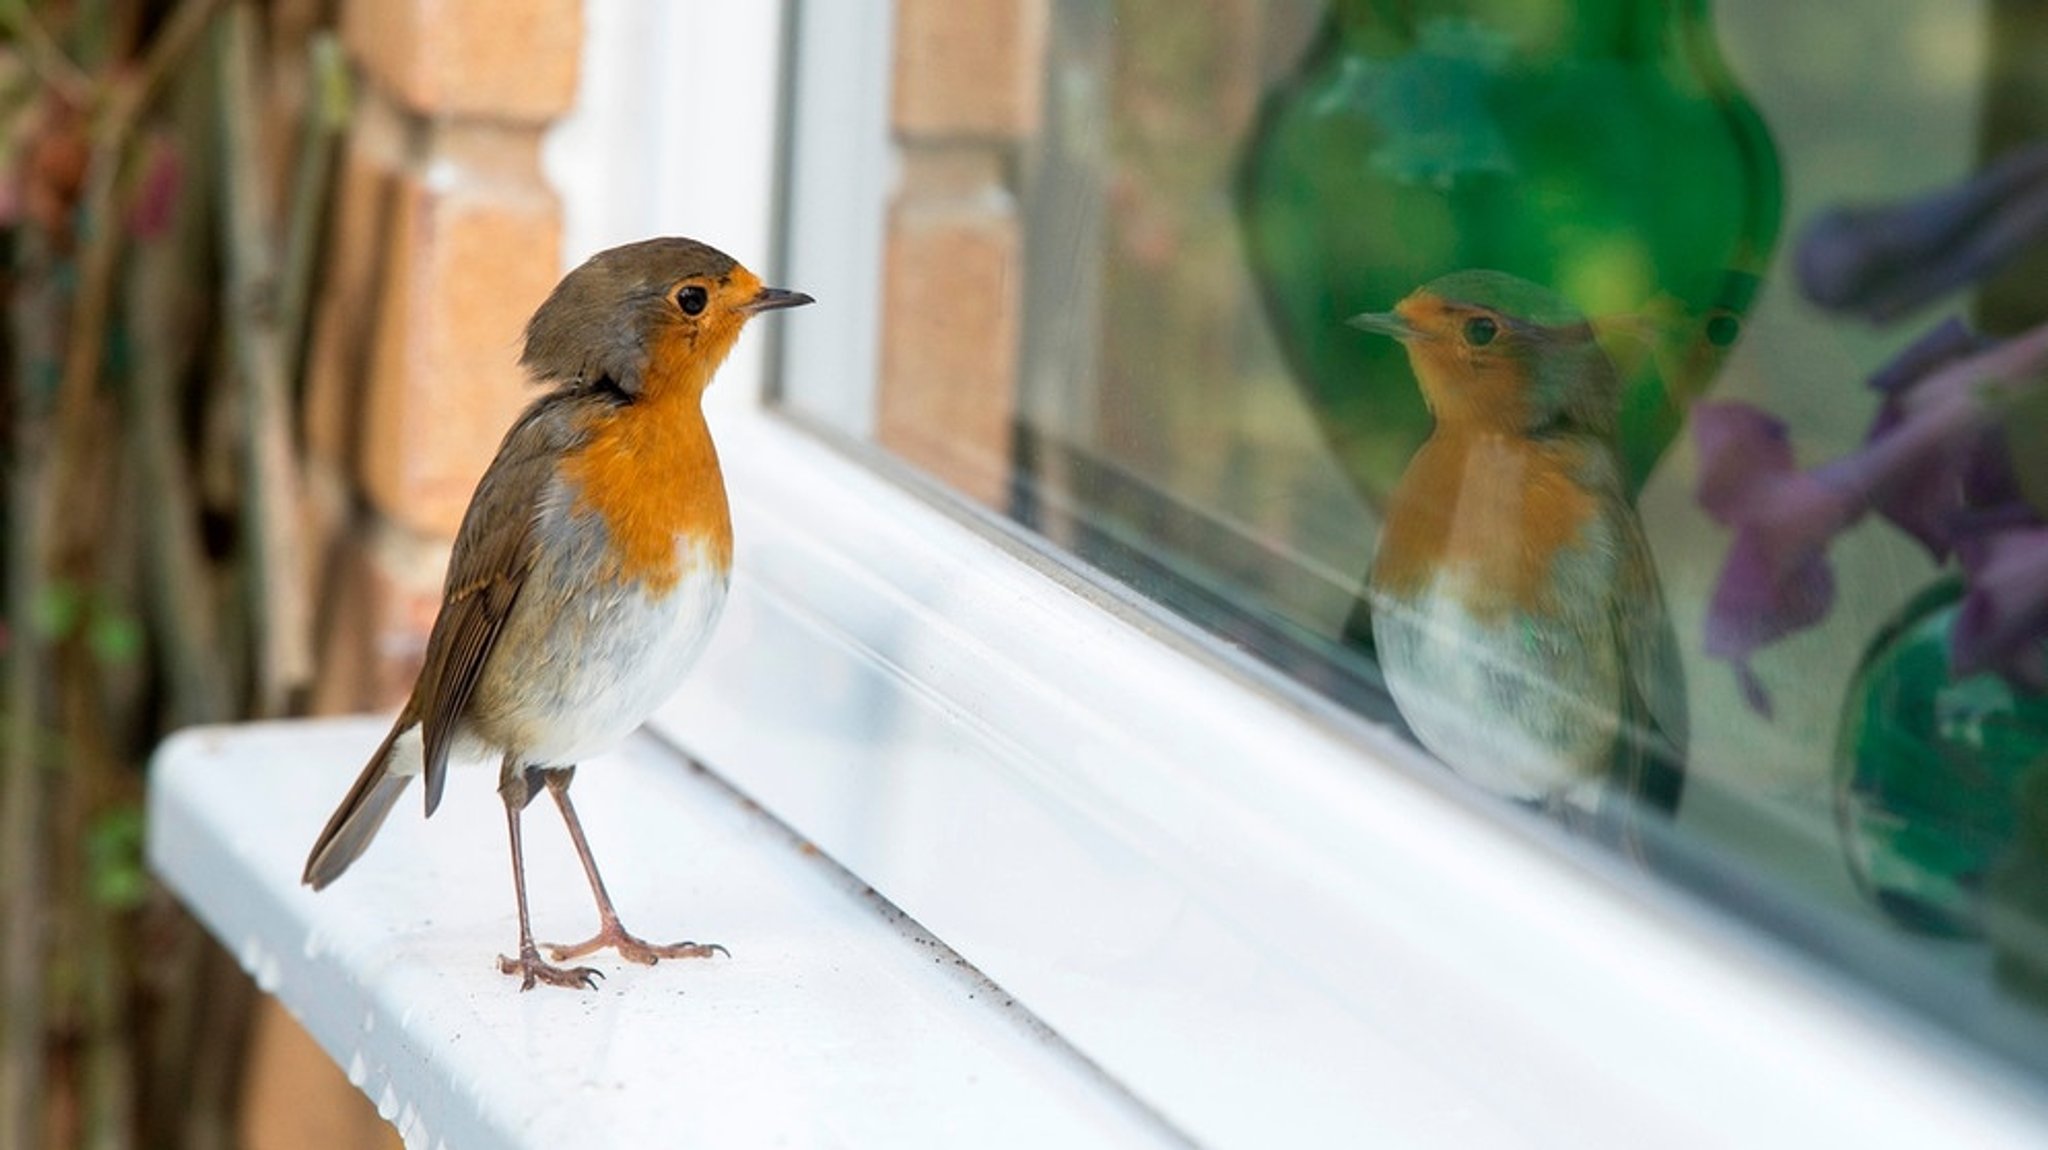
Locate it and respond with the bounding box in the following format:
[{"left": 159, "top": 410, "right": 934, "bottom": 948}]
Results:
[{"left": 1353, "top": 271, "right": 1686, "bottom": 849}]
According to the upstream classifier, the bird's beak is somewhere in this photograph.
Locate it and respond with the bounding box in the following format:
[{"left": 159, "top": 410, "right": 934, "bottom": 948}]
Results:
[
  {"left": 1347, "top": 310, "right": 1415, "bottom": 341},
  {"left": 739, "top": 286, "right": 815, "bottom": 314}
]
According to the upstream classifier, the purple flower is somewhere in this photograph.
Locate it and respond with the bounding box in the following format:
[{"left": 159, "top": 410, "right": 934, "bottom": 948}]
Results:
[
  {"left": 1695, "top": 403, "right": 1853, "bottom": 715},
  {"left": 1797, "top": 142, "right": 2048, "bottom": 323},
  {"left": 1861, "top": 321, "right": 2005, "bottom": 559},
  {"left": 1954, "top": 527, "right": 2048, "bottom": 690},
  {"left": 1695, "top": 400, "right": 1796, "bottom": 526},
  {"left": 1859, "top": 424, "right": 2002, "bottom": 559},
  {"left": 1695, "top": 320, "right": 2048, "bottom": 712},
  {"left": 1867, "top": 316, "right": 1991, "bottom": 396},
  {"left": 1865, "top": 321, "right": 2048, "bottom": 553}
]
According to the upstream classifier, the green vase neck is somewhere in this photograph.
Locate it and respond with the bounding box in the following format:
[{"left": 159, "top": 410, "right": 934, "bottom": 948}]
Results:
[{"left": 1334, "top": 0, "right": 1702, "bottom": 61}]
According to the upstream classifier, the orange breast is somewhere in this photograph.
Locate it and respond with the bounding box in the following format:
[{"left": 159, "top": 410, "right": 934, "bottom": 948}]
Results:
[
  {"left": 1371, "top": 432, "right": 1603, "bottom": 620},
  {"left": 559, "top": 330, "right": 733, "bottom": 592}
]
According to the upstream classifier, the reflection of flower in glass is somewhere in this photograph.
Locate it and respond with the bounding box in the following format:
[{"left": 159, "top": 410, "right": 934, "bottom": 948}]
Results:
[
  {"left": 1697, "top": 322, "right": 2048, "bottom": 712},
  {"left": 1698, "top": 141, "right": 2048, "bottom": 715},
  {"left": 1956, "top": 527, "right": 2048, "bottom": 691},
  {"left": 1693, "top": 404, "right": 1840, "bottom": 716},
  {"left": 1797, "top": 142, "right": 2048, "bottom": 324}
]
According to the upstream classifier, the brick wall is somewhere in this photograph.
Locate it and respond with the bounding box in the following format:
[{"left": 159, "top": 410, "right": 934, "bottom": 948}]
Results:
[
  {"left": 302, "top": 0, "right": 576, "bottom": 713},
  {"left": 876, "top": 0, "right": 1047, "bottom": 508},
  {"left": 244, "top": 2, "right": 581, "bottom": 1147}
]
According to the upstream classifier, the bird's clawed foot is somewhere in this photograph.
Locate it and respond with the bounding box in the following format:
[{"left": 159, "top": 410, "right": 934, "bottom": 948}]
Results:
[
  {"left": 546, "top": 916, "right": 728, "bottom": 966},
  {"left": 498, "top": 943, "right": 604, "bottom": 991}
]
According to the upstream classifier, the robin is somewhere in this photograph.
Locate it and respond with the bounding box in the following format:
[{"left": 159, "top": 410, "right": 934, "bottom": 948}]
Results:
[
  {"left": 302, "top": 237, "right": 812, "bottom": 990},
  {"left": 1348, "top": 270, "right": 1687, "bottom": 848}
]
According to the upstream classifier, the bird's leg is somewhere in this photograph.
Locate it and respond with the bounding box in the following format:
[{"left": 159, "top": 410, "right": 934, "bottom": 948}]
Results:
[
  {"left": 495, "top": 761, "right": 603, "bottom": 990},
  {"left": 539, "top": 766, "right": 727, "bottom": 964}
]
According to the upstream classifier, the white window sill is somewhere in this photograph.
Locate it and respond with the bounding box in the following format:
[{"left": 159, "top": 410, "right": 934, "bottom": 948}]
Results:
[
  {"left": 146, "top": 394, "right": 2048, "bottom": 1145},
  {"left": 145, "top": 718, "right": 1180, "bottom": 1149}
]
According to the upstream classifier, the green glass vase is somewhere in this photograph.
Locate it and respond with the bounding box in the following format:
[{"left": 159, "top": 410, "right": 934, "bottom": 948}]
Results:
[
  {"left": 1835, "top": 580, "right": 2048, "bottom": 938},
  {"left": 1236, "top": 0, "right": 1782, "bottom": 510}
]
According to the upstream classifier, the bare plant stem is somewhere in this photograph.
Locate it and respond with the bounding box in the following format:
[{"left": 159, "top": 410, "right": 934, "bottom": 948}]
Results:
[
  {"left": 2, "top": 225, "right": 59, "bottom": 1150},
  {"left": 278, "top": 31, "right": 349, "bottom": 383},
  {"left": 127, "top": 149, "right": 229, "bottom": 728},
  {"left": 61, "top": 640, "right": 137, "bottom": 1150},
  {"left": 50, "top": 0, "right": 222, "bottom": 512},
  {"left": 0, "top": 0, "right": 93, "bottom": 106},
  {"left": 10, "top": 4, "right": 221, "bottom": 1144},
  {"left": 214, "top": 0, "right": 312, "bottom": 718}
]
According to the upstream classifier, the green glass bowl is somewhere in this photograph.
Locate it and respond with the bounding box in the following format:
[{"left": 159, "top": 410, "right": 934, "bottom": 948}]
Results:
[{"left": 1835, "top": 579, "right": 2048, "bottom": 937}]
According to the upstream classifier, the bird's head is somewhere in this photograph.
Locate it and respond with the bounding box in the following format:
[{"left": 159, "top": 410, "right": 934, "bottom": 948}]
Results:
[
  {"left": 1349, "top": 270, "right": 1619, "bottom": 436},
  {"left": 521, "top": 236, "right": 813, "bottom": 401}
]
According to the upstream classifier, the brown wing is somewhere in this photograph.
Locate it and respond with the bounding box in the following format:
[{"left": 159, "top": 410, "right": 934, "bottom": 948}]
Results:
[
  {"left": 413, "top": 397, "right": 584, "bottom": 816},
  {"left": 1599, "top": 505, "right": 1689, "bottom": 855},
  {"left": 1615, "top": 509, "right": 1688, "bottom": 762}
]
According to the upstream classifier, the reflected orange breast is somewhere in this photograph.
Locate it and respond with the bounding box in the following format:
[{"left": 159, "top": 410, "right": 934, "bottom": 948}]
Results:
[{"left": 1370, "top": 432, "right": 1603, "bottom": 620}]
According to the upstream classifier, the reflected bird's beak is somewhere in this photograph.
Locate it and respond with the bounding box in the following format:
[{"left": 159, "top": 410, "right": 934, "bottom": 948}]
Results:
[{"left": 1347, "top": 311, "right": 1416, "bottom": 341}]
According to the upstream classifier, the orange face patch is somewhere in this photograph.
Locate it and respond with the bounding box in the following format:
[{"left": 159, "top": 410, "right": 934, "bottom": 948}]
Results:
[
  {"left": 1393, "top": 295, "right": 1538, "bottom": 432},
  {"left": 659, "top": 266, "right": 764, "bottom": 383}
]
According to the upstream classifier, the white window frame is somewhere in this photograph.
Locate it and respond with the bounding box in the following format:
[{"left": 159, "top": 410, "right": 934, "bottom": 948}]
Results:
[{"left": 547, "top": 2, "right": 2048, "bottom": 1143}]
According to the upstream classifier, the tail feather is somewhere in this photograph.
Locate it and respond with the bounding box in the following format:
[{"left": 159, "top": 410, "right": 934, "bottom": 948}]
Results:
[
  {"left": 303, "top": 723, "right": 417, "bottom": 889},
  {"left": 1595, "top": 677, "right": 1687, "bottom": 865}
]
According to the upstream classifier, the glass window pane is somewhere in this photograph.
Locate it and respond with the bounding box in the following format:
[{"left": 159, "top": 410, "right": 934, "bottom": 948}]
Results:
[{"left": 780, "top": 0, "right": 2048, "bottom": 1086}]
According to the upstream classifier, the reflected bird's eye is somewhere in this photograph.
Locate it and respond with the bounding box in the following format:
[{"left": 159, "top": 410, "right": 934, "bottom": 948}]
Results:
[
  {"left": 1705, "top": 311, "right": 1742, "bottom": 348},
  {"left": 1462, "top": 316, "right": 1499, "bottom": 347}
]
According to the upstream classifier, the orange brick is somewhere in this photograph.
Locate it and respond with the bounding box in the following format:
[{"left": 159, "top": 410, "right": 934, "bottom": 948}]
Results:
[
  {"left": 310, "top": 515, "right": 451, "bottom": 716},
  {"left": 357, "top": 151, "right": 560, "bottom": 537},
  {"left": 240, "top": 996, "right": 402, "bottom": 1150},
  {"left": 877, "top": 193, "right": 1021, "bottom": 508},
  {"left": 341, "top": 0, "right": 581, "bottom": 123},
  {"left": 893, "top": 0, "right": 1049, "bottom": 140}
]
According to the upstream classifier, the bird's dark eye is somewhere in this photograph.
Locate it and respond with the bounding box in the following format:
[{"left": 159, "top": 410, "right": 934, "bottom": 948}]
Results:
[
  {"left": 676, "top": 285, "right": 709, "bottom": 316},
  {"left": 1461, "top": 316, "right": 1498, "bottom": 347},
  {"left": 1705, "top": 311, "right": 1741, "bottom": 348}
]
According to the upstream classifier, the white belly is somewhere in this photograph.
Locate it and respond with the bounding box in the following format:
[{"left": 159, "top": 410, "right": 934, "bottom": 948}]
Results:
[
  {"left": 472, "top": 536, "right": 729, "bottom": 768},
  {"left": 1372, "top": 581, "right": 1620, "bottom": 801}
]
